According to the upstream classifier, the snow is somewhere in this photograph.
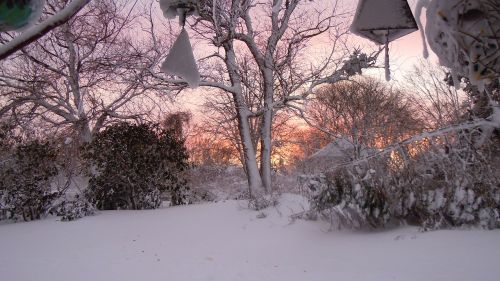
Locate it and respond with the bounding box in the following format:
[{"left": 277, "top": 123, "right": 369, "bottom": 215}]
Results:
[
  {"left": 416, "top": 0, "right": 499, "bottom": 87},
  {"left": 492, "top": 103, "right": 500, "bottom": 128},
  {"left": 161, "top": 28, "right": 200, "bottom": 88},
  {"left": 385, "top": 41, "right": 390, "bottom": 81},
  {"left": 1, "top": 194, "right": 499, "bottom": 281},
  {"left": 310, "top": 137, "right": 355, "bottom": 159},
  {"left": 17, "top": 0, "right": 45, "bottom": 31},
  {"left": 24, "top": 0, "right": 46, "bottom": 30}
]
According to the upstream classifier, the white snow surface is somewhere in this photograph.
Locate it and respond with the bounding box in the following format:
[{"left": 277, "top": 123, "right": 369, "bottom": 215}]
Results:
[{"left": 1, "top": 194, "right": 499, "bottom": 281}]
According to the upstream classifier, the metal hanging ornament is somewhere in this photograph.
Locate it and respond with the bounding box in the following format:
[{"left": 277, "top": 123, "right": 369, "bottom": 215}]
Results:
[
  {"left": 159, "top": 0, "right": 200, "bottom": 88},
  {"left": 0, "top": 0, "right": 45, "bottom": 31},
  {"left": 350, "top": 0, "right": 418, "bottom": 80}
]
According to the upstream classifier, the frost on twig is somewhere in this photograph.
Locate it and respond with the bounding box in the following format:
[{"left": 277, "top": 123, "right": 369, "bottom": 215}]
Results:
[{"left": 310, "top": 49, "right": 379, "bottom": 89}]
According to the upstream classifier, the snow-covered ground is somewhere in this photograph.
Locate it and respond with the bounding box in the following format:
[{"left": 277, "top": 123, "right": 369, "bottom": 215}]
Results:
[{"left": 1, "top": 194, "right": 499, "bottom": 281}]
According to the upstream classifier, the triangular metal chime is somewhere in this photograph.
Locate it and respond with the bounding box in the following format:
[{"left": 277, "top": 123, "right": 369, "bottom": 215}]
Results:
[
  {"left": 351, "top": 0, "right": 418, "bottom": 81},
  {"left": 161, "top": 28, "right": 200, "bottom": 88},
  {"left": 160, "top": 0, "right": 200, "bottom": 88},
  {"left": 351, "top": 0, "right": 418, "bottom": 45}
]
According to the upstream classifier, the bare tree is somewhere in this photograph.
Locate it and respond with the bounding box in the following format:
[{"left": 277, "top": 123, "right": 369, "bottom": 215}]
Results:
[
  {"left": 405, "top": 60, "right": 469, "bottom": 129},
  {"left": 149, "top": 0, "right": 379, "bottom": 198},
  {"left": 201, "top": 87, "right": 297, "bottom": 171},
  {"left": 186, "top": 124, "right": 239, "bottom": 166},
  {"left": 0, "top": 0, "right": 170, "bottom": 143},
  {"left": 305, "top": 77, "right": 421, "bottom": 159}
]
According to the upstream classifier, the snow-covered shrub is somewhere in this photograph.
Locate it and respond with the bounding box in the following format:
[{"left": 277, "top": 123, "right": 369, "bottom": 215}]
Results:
[
  {"left": 0, "top": 140, "right": 60, "bottom": 221},
  {"left": 398, "top": 131, "right": 500, "bottom": 230},
  {"left": 248, "top": 192, "right": 281, "bottom": 211},
  {"left": 417, "top": 0, "right": 499, "bottom": 89},
  {"left": 306, "top": 166, "right": 391, "bottom": 229},
  {"left": 53, "top": 195, "right": 95, "bottom": 221},
  {"left": 305, "top": 127, "right": 500, "bottom": 230},
  {"left": 187, "top": 164, "right": 250, "bottom": 201},
  {"left": 83, "top": 122, "right": 189, "bottom": 210}
]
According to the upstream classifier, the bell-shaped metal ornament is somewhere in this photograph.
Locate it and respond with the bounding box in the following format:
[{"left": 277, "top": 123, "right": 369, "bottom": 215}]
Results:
[
  {"left": 159, "top": 0, "right": 200, "bottom": 88},
  {"left": 160, "top": 0, "right": 198, "bottom": 26},
  {"left": 351, "top": 0, "right": 418, "bottom": 44},
  {"left": 351, "top": 0, "right": 418, "bottom": 80}
]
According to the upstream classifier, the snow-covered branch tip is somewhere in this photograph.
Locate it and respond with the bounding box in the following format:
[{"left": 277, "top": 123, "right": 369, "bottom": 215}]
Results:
[
  {"left": 333, "top": 118, "right": 499, "bottom": 170},
  {"left": 310, "top": 49, "right": 380, "bottom": 91},
  {"left": 0, "top": 0, "right": 91, "bottom": 61},
  {"left": 340, "top": 49, "right": 380, "bottom": 76}
]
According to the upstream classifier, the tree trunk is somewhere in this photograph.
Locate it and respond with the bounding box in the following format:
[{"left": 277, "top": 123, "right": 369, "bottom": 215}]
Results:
[
  {"left": 80, "top": 123, "right": 92, "bottom": 143},
  {"left": 259, "top": 69, "right": 274, "bottom": 193},
  {"left": 236, "top": 105, "right": 264, "bottom": 198},
  {"left": 224, "top": 42, "right": 265, "bottom": 198}
]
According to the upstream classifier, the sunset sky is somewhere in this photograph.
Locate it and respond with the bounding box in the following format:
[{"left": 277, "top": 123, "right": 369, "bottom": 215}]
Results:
[{"left": 169, "top": 0, "right": 440, "bottom": 117}]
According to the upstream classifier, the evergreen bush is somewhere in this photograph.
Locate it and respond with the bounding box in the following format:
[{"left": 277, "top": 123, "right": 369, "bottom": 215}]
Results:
[
  {"left": 83, "top": 122, "right": 189, "bottom": 210},
  {"left": 0, "top": 140, "right": 59, "bottom": 221}
]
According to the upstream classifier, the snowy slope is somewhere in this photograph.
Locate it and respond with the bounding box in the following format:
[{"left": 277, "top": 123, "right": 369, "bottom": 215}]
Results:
[{"left": 0, "top": 194, "right": 499, "bottom": 281}]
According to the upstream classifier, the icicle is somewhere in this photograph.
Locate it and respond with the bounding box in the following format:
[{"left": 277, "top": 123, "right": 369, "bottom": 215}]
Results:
[
  {"left": 384, "top": 36, "right": 391, "bottom": 81},
  {"left": 415, "top": 0, "right": 430, "bottom": 58},
  {"left": 178, "top": 8, "right": 187, "bottom": 27},
  {"left": 451, "top": 72, "right": 461, "bottom": 90}
]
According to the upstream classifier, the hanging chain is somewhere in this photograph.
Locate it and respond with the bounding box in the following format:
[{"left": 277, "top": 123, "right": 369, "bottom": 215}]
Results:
[
  {"left": 385, "top": 29, "right": 391, "bottom": 81},
  {"left": 178, "top": 7, "right": 187, "bottom": 27}
]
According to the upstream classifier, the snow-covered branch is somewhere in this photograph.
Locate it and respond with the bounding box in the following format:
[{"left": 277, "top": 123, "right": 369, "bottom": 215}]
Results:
[
  {"left": 335, "top": 118, "right": 499, "bottom": 169},
  {"left": 0, "top": 0, "right": 91, "bottom": 61}
]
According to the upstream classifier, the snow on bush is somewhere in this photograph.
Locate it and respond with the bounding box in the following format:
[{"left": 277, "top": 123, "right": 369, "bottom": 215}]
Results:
[
  {"left": 302, "top": 164, "right": 391, "bottom": 229},
  {"left": 416, "top": 0, "right": 499, "bottom": 89},
  {"left": 52, "top": 195, "right": 95, "bottom": 221},
  {"left": 304, "top": 126, "right": 500, "bottom": 230}
]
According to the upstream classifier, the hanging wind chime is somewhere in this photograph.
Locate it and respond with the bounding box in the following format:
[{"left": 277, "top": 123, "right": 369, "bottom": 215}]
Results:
[
  {"left": 159, "top": 0, "right": 200, "bottom": 88},
  {"left": 0, "top": 0, "right": 45, "bottom": 31},
  {"left": 350, "top": 0, "right": 418, "bottom": 81}
]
